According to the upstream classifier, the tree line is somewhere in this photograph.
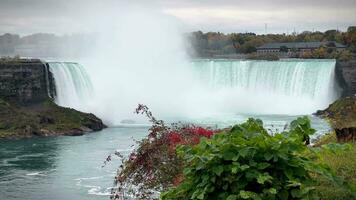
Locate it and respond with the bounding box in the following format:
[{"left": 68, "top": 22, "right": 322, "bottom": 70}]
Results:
[
  {"left": 186, "top": 27, "right": 356, "bottom": 57},
  {"left": 1, "top": 27, "right": 355, "bottom": 58}
]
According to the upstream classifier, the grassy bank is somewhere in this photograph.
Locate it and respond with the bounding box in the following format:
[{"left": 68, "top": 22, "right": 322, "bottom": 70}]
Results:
[
  {"left": 0, "top": 98, "right": 105, "bottom": 139},
  {"left": 314, "top": 132, "right": 356, "bottom": 199},
  {"left": 316, "top": 97, "right": 356, "bottom": 130}
]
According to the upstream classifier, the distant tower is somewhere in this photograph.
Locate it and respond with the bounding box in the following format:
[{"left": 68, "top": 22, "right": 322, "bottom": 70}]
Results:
[{"left": 265, "top": 23, "right": 268, "bottom": 35}]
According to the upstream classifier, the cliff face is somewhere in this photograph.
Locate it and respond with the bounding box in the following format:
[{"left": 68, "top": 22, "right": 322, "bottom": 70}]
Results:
[
  {"left": 336, "top": 60, "right": 356, "bottom": 97},
  {"left": 0, "top": 59, "right": 56, "bottom": 105},
  {"left": 316, "top": 97, "right": 356, "bottom": 142},
  {"left": 0, "top": 59, "right": 105, "bottom": 139}
]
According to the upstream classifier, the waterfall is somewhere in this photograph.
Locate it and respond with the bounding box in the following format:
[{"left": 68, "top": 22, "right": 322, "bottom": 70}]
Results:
[
  {"left": 192, "top": 59, "right": 340, "bottom": 115},
  {"left": 47, "top": 62, "right": 93, "bottom": 110},
  {"left": 43, "top": 63, "right": 52, "bottom": 98},
  {"left": 46, "top": 59, "right": 340, "bottom": 121}
]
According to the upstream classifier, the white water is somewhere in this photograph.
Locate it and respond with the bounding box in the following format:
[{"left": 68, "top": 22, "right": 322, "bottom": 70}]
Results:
[
  {"left": 48, "top": 62, "right": 93, "bottom": 110},
  {"left": 191, "top": 59, "right": 340, "bottom": 115},
  {"left": 47, "top": 59, "right": 340, "bottom": 125}
]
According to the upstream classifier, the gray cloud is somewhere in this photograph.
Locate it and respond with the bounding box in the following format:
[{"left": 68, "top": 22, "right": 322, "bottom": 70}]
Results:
[
  {"left": 160, "top": 0, "right": 356, "bottom": 10},
  {"left": 0, "top": 0, "right": 355, "bottom": 35}
]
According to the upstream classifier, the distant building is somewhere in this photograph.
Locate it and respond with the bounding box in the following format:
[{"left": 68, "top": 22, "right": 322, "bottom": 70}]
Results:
[{"left": 257, "top": 41, "right": 346, "bottom": 54}]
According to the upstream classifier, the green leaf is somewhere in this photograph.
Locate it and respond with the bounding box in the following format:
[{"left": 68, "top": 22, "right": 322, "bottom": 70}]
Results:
[
  {"left": 257, "top": 173, "right": 272, "bottom": 184},
  {"left": 183, "top": 168, "right": 192, "bottom": 175},
  {"left": 240, "top": 164, "right": 250, "bottom": 171},
  {"left": 239, "top": 191, "right": 251, "bottom": 199},
  {"left": 278, "top": 190, "right": 289, "bottom": 200},
  {"left": 239, "top": 191, "right": 261, "bottom": 200},
  {"left": 267, "top": 188, "right": 277, "bottom": 194},
  {"left": 286, "top": 180, "right": 301, "bottom": 187},
  {"left": 291, "top": 189, "right": 302, "bottom": 198},
  {"left": 227, "top": 195, "right": 238, "bottom": 200},
  {"left": 264, "top": 152, "right": 273, "bottom": 161},
  {"left": 210, "top": 176, "right": 216, "bottom": 183},
  {"left": 257, "top": 162, "right": 270, "bottom": 169},
  {"left": 197, "top": 192, "right": 205, "bottom": 200},
  {"left": 224, "top": 151, "right": 236, "bottom": 161},
  {"left": 213, "top": 166, "right": 224, "bottom": 176},
  {"left": 232, "top": 166, "right": 238, "bottom": 174},
  {"left": 239, "top": 148, "right": 250, "bottom": 157}
]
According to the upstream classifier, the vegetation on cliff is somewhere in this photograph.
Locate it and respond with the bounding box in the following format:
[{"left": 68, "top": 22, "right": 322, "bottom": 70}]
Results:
[
  {"left": 0, "top": 98, "right": 105, "bottom": 139},
  {"left": 316, "top": 97, "right": 356, "bottom": 142},
  {"left": 316, "top": 97, "right": 356, "bottom": 129},
  {"left": 0, "top": 55, "right": 22, "bottom": 63}
]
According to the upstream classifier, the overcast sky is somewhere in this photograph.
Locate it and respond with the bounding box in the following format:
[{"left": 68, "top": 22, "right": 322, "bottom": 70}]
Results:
[{"left": 0, "top": 0, "right": 355, "bottom": 35}]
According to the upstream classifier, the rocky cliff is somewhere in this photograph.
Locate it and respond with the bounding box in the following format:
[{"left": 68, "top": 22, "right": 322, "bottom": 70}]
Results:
[
  {"left": 0, "top": 59, "right": 55, "bottom": 105},
  {"left": 336, "top": 59, "right": 356, "bottom": 97},
  {"left": 0, "top": 59, "right": 105, "bottom": 139},
  {"left": 315, "top": 60, "right": 356, "bottom": 142},
  {"left": 316, "top": 97, "right": 356, "bottom": 142}
]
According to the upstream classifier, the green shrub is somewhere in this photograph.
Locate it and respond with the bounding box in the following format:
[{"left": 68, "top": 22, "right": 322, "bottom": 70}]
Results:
[{"left": 161, "top": 117, "right": 338, "bottom": 200}]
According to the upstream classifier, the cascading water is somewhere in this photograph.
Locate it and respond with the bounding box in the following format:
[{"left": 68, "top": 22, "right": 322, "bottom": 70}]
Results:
[
  {"left": 191, "top": 59, "right": 340, "bottom": 115},
  {"left": 47, "top": 59, "right": 340, "bottom": 123},
  {"left": 48, "top": 62, "right": 94, "bottom": 110}
]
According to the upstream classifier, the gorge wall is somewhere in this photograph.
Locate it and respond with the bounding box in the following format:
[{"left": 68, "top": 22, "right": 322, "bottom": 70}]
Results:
[
  {"left": 0, "top": 59, "right": 105, "bottom": 139},
  {"left": 0, "top": 59, "right": 55, "bottom": 105},
  {"left": 336, "top": 59, "right": 356, "bottom": 97}
]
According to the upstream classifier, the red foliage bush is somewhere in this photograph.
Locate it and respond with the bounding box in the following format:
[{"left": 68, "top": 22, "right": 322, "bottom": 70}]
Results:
[
  {"left": 168, "top": 132, "right": 182, "bottom": 145},
  {"left": 111, "top": 104, "right": 218, "bottom": 199}
]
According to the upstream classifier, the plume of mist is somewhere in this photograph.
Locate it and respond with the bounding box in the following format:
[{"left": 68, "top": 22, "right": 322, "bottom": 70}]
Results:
[{"left": 72, "top": 2, "right": 205, "bottom": 125}]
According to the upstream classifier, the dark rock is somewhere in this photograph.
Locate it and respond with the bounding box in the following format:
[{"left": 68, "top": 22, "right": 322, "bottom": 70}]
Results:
[
  {"left": 335, "top": 127, "right": 356, "bottom": 142},
  {"left": 39, "top": 115, "right": 55, "bottom": 124},
  {"left": 336, "top": 59, "right": 356, "bottom": 97},
  {"left": 316, "top": 97, "right": 356, "bottom": 142},
  {"left": 83, "top": 113, "right": 106, "bottom": 131},
  {"left": 64, "top": 128, "right": 88, "bottom": 136},
  {"left": 0, "top": 59, "right": 56, "bottom": 105}
]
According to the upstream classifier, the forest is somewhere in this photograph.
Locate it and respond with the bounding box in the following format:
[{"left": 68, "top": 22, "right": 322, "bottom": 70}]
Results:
[
  {"left": 186, "top": 27, "right": 356, "bottom": 57},
  {"left": 1, "top": 27, "right": 355, "bottom": 58}
]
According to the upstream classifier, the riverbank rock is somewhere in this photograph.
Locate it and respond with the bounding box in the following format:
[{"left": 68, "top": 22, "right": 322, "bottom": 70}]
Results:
[
  {"left": 316, "top": 97, "right": 356, "bottom": 142},
  {"left": 0, "top": 98, "right": 106, "bottom": 139}
]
